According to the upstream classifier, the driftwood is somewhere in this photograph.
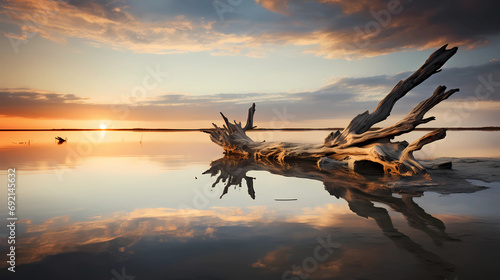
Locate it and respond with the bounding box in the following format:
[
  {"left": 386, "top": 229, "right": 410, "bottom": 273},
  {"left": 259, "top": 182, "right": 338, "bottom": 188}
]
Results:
[
  {"left": 55, "top": 136, "right": 67, "bottom": 145},
  {"left": 204, "top": 45, "right": 459, "bottom": 175}
]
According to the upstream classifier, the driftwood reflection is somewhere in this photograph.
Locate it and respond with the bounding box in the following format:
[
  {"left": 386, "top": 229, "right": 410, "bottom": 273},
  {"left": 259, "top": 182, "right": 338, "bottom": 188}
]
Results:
[{"left": 204, "top": 156, "right": 487, "bottom": 279}]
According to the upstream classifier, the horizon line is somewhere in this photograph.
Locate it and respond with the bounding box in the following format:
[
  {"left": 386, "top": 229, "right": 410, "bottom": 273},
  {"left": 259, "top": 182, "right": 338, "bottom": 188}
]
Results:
[{"left": 1, "top": 126, "right": 499, "bottom": 132}]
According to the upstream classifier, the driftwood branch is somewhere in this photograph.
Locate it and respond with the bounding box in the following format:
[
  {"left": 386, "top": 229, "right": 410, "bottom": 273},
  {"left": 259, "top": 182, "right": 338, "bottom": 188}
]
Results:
[
  {"left": 204, "top": 45, "right": 460, "bottom": 176},
  {"left": 329, "top": 44, "right": 457, "bottom": 147},
  {"left": 243, "top": 103, "right": 256, "bottom": 131},
  {"left": 338, "top": 86, "right": 459, "bottom": 149},
  {"left": 399, "top": 128, "right": 447, "bottom": 175}
]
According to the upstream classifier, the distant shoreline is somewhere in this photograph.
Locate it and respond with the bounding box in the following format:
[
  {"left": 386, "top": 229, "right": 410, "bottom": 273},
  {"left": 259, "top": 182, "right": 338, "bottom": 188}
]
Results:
[{"left": 1, "top": 127, "right": 499, "bottom": 132}]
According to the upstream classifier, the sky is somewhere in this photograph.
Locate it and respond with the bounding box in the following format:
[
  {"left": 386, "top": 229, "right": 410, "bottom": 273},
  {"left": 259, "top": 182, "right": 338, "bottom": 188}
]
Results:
[{"left": 0, "top": 0, "right": 499, "bottom": 129}]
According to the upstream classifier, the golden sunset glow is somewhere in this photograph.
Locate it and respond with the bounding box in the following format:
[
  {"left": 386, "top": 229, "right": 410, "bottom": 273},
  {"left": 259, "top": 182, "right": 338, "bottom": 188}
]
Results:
[
  {"left": 0, "top": 2, "right": 499, "bottom": 279},
  {"left": 0, "top": 0, "right": 498, "bottom": 129}
]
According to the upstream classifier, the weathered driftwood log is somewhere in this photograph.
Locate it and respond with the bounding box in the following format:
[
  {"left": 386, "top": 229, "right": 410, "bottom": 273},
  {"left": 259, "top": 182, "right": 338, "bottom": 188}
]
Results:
[{"left": 204, "top": 45, "right": 459, "bottom": 175}]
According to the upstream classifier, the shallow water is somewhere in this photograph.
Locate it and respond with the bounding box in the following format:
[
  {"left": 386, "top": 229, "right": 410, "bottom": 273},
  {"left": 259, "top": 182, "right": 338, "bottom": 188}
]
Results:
[{"left": 0, "top": 131, "right": 499, "bottom": 279}]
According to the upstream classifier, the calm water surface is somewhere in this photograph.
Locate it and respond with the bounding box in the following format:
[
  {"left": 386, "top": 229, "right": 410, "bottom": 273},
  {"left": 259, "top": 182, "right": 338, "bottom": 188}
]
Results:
[{"left": 0, "top": 131, "right": 499, "bottom": 280}]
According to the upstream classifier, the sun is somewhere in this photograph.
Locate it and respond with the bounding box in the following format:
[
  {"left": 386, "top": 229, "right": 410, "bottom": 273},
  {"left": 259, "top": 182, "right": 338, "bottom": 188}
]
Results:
[{"left": 99, "top": 123, "right": 107, "bottom": 130}]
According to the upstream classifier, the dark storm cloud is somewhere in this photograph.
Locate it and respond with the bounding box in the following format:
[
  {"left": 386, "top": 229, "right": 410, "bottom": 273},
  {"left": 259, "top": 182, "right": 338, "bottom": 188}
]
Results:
[{"left": 247, "top": 0, "right": 500, "bottom": 58}]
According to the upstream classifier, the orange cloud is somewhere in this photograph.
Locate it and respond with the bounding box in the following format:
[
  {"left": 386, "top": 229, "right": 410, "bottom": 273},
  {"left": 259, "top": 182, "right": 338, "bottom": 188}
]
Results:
[
  {"left": 255, "top": 0, "right": 290, "bottom": 15},
  {"left": 320, "top": 0, "right": 385, "bottom": 14},
  {"left": 255, "top": 0, "right": 382, "bottom": 15},
  {"left": 251, "top": 247, "right": 292, "bottom": 270}
]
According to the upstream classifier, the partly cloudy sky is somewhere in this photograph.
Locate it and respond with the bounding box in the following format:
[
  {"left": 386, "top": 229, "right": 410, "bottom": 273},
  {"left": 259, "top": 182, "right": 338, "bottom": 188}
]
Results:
[{"left": 0, "top": 0, "right": 499, "bottom": 128}]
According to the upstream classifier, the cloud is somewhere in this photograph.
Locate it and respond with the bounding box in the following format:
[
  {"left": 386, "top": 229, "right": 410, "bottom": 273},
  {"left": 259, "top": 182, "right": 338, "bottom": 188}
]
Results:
[
  {"left": 254, "top": 0, "right": 290, "bottom": 15},
  {"left": 218, "top": 0, "right": 500, "bottom": 59},
  {"left": 10, "top": 206, "right": 278, "bottom": 267},
  {"left": 1, "top": 0, "right": 500, "bottom": 58},
  {"left": 0, "top": 0, "right": 263, "bottom": 56},
  {"left": 1, "top": 60, "right": 499, "bottom": 126},
  {"left": 253, "top": 0, "right": 500, "bottom": 58}
]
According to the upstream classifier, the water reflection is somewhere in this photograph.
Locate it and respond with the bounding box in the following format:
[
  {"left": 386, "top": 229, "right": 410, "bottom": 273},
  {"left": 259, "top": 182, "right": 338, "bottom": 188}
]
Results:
[
  {"left": 204, "top": 156, "right": 490, "bottom": 279},
  {"left": 1, "top": 156, "right": 494, "bottom": 280},
  {"left": 0, "top": 131, "right": 221, "bottom": 172},
  {"left": 0, "top": 131, "right": 498, "bottom": 279}
]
